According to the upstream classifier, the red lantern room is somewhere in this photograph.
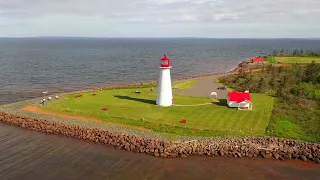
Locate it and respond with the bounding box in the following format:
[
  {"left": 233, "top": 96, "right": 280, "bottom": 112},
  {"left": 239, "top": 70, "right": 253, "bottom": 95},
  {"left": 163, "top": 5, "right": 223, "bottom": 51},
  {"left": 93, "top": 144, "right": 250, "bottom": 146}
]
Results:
[{"left": 160, "top": 55, "right": 171, "bottom": 68}]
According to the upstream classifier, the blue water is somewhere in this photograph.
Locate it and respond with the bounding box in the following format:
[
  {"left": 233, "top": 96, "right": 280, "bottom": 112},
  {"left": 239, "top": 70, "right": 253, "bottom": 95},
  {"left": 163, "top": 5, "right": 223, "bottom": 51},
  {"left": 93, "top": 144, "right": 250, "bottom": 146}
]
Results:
[{"left": 1, "top": 38, "right": 320, "bottom": 104}]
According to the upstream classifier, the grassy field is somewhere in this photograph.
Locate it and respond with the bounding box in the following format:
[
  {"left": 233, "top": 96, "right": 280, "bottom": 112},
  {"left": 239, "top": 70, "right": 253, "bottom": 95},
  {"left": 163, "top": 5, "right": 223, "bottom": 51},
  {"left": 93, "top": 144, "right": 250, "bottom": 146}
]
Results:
[
  {"left": 173, "top": 79, "right": 198, "bottom": 90},
  {"left": 42, "top": 88, "right": 275, "bottom": 137},
  {"left": 266, "top": 56, "right": 320, "bottom": 64},
  {"left": 266, "top": 98, "right": 320, "bottom": 143}
]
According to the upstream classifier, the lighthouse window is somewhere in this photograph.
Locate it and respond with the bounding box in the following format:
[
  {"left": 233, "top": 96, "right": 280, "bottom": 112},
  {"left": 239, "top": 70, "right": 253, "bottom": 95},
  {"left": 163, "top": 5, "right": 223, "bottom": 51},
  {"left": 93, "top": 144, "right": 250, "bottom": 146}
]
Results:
[
  {"left": 160, "top": 55, "right": 170, "bottom": 67},
  {"left": 162, "top": 60, "right": 168, "bottom": 65}
]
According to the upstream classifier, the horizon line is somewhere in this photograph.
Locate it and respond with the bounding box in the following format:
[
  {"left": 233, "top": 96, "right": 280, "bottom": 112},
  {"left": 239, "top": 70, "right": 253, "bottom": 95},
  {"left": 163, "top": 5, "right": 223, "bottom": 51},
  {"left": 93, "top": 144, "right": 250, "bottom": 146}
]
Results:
[{"left": 0, "top": 36, "right": 320, "bottom": 39}]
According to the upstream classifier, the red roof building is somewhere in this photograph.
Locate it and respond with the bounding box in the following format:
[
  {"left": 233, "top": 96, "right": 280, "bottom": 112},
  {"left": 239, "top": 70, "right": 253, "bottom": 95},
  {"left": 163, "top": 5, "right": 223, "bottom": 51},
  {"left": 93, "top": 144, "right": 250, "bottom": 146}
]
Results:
[
  {"left": 252, "top": 57, "right": 264, "bottom": 63},
  {"left": 227, "top": 91, "right": 253, "bottom": 110}
]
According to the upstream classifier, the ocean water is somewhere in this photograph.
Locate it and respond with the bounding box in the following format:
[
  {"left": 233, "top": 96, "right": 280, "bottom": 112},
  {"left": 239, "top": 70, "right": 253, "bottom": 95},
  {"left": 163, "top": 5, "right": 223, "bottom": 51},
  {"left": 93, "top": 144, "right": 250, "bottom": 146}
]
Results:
[{"left": 1, "top": 38, "right": 320, "bottom": 104}]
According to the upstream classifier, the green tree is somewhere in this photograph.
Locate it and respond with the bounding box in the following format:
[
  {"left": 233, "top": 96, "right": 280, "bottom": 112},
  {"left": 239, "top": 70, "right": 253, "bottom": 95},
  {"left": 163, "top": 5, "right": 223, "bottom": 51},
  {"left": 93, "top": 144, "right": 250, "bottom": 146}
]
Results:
[
  {"left": 266, "top": 64, "right": 273, "bottom": 73},
  {"left": 269, "top": 75, "right": 276, "bottom": 89},
  {"left": 237, "top": 68, "right": 247, "bottom": 78},
  {"left": 258, "top": 77, "right": 268, "bottom": 93},
  {"left": 276, "top": 88, "right": 285, "bottom": 98},
  {"left": 272, "top": 50, "right": 278, "bottom": 56},
  {"left": 299, "top": 49, "right": 304, "bottom": 56},
  {"left": 293, "top": 49, "right": 298, "bottom": 56},
  {"left": 278, "top": 75, "right": 293, "bottom": 93},
  {"left": 304, "top": 61, "right": 320, "bottom": 83}
]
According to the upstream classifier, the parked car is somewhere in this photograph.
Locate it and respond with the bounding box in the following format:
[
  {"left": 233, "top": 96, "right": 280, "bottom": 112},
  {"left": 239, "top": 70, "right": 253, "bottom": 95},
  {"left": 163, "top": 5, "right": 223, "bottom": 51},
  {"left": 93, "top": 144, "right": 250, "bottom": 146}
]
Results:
[{"left": 217, "top": 86, "right": 226, "bottom": 90}]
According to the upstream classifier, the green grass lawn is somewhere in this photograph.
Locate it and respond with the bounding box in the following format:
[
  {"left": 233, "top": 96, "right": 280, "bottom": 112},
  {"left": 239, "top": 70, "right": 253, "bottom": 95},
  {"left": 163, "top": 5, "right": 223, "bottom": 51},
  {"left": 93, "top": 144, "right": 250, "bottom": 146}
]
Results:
[
  {"left": 42, "top": 88, "right": 275, "bottom": 137},
  {"left": 268, "top": 56, "right": 320, "bottom": 64},
  {"left": 173, "top": 79, "right": 198, "bottom": 90},
  {"left": 266, "top": 56, "right": 277, "bottom": 63}
]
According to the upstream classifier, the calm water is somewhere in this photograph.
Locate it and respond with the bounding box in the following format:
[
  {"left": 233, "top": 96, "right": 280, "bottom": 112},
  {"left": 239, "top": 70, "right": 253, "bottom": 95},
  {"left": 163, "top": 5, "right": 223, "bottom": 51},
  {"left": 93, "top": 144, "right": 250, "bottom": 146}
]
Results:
[
  {"left": 1, "top": 38, "right": 320, "bottom": 104},
  {"left": 1, "top": 38, "right": 320, "bottom": 179}
]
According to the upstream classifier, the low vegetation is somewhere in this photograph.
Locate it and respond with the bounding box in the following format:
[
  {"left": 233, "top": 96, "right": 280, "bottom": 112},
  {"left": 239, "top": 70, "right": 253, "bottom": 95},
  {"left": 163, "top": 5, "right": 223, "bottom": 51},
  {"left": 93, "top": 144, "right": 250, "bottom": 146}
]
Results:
[{"left": 219, "top": 62, "right": 320, "bottom": 142}]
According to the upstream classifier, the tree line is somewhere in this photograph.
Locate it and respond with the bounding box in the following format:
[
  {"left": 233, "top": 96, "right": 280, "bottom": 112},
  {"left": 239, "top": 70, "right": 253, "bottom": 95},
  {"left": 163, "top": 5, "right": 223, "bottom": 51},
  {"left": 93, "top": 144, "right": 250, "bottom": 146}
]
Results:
[{"left": 271, "top": 49, "right": 320, "bottom": 57}]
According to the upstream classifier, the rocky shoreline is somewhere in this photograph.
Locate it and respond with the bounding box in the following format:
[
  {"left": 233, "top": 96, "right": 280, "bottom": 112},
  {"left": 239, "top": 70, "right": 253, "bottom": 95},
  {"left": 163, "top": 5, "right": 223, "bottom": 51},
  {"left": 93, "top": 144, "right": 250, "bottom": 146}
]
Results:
[{"left": 1, "top": 112, "right": 319, "bottom": 163}]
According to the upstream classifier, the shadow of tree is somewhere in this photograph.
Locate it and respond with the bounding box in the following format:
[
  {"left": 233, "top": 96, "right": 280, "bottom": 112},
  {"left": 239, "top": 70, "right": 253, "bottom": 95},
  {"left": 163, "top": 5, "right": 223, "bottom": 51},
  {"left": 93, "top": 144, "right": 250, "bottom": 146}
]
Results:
[
  {"left": 212, "top": 99, "right": 228, "bottom": 107},
  {"left": 114, "top": 95, "right": 156, "bottom": 105}
]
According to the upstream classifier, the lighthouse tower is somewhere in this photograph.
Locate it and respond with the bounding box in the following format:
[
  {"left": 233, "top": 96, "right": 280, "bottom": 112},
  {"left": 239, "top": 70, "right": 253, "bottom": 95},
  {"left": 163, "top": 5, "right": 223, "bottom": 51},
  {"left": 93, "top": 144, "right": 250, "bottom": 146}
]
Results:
[{"left": 156, "top": 55, "right": 173, "bottom": 107}]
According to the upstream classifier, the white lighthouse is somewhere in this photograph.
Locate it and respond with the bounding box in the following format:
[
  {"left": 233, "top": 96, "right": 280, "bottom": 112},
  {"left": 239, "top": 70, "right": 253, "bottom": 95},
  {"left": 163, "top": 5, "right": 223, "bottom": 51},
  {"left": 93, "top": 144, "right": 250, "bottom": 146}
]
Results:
[{"left": 156, "top": 55, "right": 173, "bottom": 107}]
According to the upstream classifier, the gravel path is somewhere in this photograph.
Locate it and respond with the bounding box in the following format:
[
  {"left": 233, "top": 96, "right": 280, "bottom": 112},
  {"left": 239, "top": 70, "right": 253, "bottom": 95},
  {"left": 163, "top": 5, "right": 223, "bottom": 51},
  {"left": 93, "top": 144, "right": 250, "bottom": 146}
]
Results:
[{"left": 175, "top": 75, "right": 228, "bottom": 98}]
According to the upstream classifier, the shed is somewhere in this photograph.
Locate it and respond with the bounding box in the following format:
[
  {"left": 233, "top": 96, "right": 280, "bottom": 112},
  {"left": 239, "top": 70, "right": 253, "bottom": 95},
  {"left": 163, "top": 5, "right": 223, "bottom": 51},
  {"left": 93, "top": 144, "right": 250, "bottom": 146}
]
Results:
[
  {"left": 252, "top": 57, "right": 264, "bottom": 63},
  {"left": 227, "top": 91, "right": 253, "bottom": 110}
]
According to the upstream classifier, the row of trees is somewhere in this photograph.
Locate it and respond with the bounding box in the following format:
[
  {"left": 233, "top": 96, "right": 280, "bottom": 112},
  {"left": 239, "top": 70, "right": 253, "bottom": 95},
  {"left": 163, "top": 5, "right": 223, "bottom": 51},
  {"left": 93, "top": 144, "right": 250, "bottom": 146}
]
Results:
[{"left": 271, "top": 49, "right": 320, "bottom": 57}]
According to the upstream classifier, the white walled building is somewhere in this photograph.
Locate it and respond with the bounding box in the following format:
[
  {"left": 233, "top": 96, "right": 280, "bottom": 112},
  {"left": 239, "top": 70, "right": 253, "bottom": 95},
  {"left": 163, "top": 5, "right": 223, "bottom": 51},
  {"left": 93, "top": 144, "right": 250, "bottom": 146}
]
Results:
[
  {"left": 156, "top": 55, "right": 173, "bottom": 107},
  {"left": 227, "top": 91, "right": 253, "bottom": 110}
]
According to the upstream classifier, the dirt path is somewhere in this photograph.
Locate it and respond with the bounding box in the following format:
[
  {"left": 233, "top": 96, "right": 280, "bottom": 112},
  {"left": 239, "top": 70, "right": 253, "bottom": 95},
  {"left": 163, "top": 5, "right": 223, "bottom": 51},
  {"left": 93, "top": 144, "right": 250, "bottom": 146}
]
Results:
[
  {"left": 175, "top": 75, "right": 228, "bottom": 98},
  {"left": 21, "top": 106, "right": 151, "bottom": 132}
]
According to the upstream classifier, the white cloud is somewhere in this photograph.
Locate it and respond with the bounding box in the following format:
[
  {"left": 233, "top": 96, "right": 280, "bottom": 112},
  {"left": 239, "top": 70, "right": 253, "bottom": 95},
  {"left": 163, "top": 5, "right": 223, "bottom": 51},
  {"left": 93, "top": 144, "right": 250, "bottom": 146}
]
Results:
[
  {"left": 148, "top": 0, "right": 188, "bottom": 4},
  {"left": 0, "top": 0, "right": 319, "bottom": 37}
]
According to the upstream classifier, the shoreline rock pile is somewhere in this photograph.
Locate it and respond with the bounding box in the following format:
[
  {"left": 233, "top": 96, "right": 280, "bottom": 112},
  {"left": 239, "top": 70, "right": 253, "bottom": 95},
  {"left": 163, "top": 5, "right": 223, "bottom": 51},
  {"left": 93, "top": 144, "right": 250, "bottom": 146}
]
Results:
[{"left": 0, "top": 112, "right": 319, "bottom": 163}]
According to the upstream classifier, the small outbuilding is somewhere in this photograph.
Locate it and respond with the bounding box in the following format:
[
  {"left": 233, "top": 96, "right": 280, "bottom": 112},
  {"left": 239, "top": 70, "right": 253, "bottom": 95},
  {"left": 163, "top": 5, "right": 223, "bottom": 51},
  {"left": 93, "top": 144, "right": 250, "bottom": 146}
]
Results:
[
  {"left": 252, "top": 57, "right": 264, "bottom": 64},
  {"left": 227, "top": 91, "right": 253, "bottom": 110}
]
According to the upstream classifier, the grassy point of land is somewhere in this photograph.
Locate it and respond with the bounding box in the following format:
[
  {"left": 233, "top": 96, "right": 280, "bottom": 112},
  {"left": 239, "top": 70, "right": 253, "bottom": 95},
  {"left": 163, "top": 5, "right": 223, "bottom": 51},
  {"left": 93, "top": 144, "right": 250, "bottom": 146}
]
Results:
[
  {"left": 266, "top": 56, "right": 320, "bottom": 64},
  {"left": 41, "top": 87, "right": 274, "bottom": 137}
]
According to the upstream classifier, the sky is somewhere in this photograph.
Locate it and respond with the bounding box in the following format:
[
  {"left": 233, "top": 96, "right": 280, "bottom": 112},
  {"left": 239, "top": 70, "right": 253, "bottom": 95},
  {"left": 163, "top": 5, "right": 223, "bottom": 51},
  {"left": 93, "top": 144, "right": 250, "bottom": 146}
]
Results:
[{"left": 0, "top": 0, "right": 320, "bottom": 38}]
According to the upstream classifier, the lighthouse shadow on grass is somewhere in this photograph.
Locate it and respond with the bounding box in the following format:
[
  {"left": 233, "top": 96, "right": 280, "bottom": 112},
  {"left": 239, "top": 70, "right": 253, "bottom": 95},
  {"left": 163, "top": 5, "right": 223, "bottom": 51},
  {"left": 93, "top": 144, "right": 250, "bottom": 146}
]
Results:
[
  {"left": 114, "top": 95, "right": 156, "bottom": 105},
  {"left": 212, "top": 99, "right": 228, "bottom": 107}
]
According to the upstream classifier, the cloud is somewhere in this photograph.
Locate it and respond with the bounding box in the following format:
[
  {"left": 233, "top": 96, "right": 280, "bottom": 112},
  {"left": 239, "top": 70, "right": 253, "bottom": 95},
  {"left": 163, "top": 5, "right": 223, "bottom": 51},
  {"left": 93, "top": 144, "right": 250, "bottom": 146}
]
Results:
[{"left": 0, "top": 0, "right": 319, "bottom": 37}]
